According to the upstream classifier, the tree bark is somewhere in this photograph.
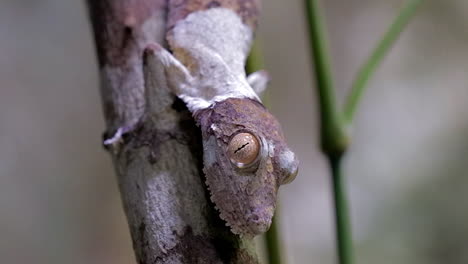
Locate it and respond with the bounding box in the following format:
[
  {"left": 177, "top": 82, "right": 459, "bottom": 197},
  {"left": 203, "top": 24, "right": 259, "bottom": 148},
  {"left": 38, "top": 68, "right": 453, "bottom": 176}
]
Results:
[{"left": 86, "top": 1, "right": 259, "bottom": 263}]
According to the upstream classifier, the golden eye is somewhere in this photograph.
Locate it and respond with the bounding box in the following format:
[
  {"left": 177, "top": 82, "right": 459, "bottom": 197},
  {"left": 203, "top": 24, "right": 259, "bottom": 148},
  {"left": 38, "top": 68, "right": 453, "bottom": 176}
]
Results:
[{"left": 227, "top": 132, "right": 260, "bottom": 168}]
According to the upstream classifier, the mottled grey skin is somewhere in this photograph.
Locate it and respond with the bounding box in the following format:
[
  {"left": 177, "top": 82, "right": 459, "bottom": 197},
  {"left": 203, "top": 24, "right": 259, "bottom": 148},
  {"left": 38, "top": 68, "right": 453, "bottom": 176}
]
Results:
[
  {"left": 195, "top": 98, "right": 299, "bottom": 236},
  {"left": 146, "top": 1, "right": 299, "bottom": 237},
  {"left": 167, "top": 0, "right": 260, "bottom": 31}
]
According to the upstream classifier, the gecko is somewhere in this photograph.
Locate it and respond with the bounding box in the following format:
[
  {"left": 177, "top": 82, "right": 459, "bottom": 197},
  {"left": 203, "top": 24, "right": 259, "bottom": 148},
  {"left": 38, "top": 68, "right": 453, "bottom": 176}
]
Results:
[{"left": 146, "top": 1, "right": 299, "bottom": 237}]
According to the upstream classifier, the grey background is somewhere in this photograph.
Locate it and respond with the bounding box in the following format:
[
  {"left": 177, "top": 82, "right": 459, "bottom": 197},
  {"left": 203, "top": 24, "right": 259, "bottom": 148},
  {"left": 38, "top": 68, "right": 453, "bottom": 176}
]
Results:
[{"left": 1, "top": 0, "right": 467, "bottom": 263}]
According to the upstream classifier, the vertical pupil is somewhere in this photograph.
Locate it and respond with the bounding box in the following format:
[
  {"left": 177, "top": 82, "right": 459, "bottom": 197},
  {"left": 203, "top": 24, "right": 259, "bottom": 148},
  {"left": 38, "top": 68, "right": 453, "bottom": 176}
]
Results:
[{"left": 228, "top": 132, "right": 260, "bottom": 166}]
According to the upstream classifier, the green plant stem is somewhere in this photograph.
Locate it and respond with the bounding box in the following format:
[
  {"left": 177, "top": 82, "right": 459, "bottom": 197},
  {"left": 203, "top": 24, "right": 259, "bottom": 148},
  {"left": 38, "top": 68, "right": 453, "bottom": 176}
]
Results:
[
  {"left": 265, "top": 211, "right": 283, "bottom": 264},
  {"left": 344, "top": 0, "right": 424, "bottom": 123},
  {"left": 329, "top": 156, "right": 352, "bottom": 264},
  {"left": 304, "top": 1, "right": 423, "bottom": 264},
  {"left": 304, "top": 1, "right": 352, "bottom": 264},
  {"left": 247, "top": 39, "right": 284, "bottom": 264},
  {"left": 246, "top": 38, "right": 263, "bottom": 73},
  {"left": 246, "top": 39, "right": 270, "bottom": 103},
  {"left": 304, "top": 0, "right": 348, "bottom": 156}
]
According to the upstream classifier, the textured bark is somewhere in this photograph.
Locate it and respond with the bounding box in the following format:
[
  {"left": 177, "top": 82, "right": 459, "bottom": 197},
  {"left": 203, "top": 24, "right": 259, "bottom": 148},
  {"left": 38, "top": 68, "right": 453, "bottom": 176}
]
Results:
[{"left": 86, "top": 1, "right": 259, "bottom": 263}]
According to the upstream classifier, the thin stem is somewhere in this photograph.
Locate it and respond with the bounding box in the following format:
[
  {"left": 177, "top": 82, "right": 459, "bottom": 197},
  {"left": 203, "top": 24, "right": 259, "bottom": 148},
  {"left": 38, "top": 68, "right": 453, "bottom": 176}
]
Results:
[
  {"left": 246, "top": 38, "right": 272, "bottom": 109},
  {"left": 246, "top": 38, "right": 270, "bottom": 104},
  {"left": 344, "top": 0, "right": 424, "bottom": 123},
  {"left": 329, "top": 156, "right": 352, "bottom": 264},
  {"left": 246, "top": 38, "right": 264, "bottom": 73},
  {"left": 304, "top": 0, "right": 348, "bottom": 156},
  {"left": 247, "top": 38, "right": 284, "bottom": 264},
  {"left": 303, "top": 1, "right": 423, "bottom": 264},
  {"left": 265, "top": 211, "right": 283, "bottom": 264},
  {"left": 304, "top": 1, "right": 351, "bottom": 264}
]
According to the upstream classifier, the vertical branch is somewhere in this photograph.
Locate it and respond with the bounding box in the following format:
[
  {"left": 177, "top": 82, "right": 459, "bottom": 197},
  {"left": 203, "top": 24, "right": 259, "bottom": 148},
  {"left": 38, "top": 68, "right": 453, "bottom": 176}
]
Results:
[
  {"left": 87, "top": 0, "right": 166, "bottom": 131},
  {"left": 86, "top": 1, "right": 259, "bottom": 263}
]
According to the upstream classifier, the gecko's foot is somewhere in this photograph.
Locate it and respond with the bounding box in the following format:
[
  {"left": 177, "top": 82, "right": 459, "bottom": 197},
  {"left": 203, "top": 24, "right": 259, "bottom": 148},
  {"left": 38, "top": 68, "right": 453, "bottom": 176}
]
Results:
[
  {"left": 103, "top": 125, "right": 134, "bottom": 151},
  {"left": 247, "top": 70, "right": 270, "bottom": 96},
  {"left": 143, "top": 42, "right": 164, "bottom": 55}
]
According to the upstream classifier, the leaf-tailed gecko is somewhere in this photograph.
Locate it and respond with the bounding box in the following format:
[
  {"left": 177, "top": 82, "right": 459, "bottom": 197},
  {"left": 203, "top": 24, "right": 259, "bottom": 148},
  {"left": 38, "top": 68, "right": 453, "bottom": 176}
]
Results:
[{"left": 146, "top": 1, "right": 299, "bottom": 237}]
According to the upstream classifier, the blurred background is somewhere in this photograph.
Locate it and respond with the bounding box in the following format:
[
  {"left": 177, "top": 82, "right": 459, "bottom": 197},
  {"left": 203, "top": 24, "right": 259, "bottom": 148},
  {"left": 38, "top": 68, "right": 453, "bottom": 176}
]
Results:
[{"left": 1, "top": 0, "right": 467, "bottom": 263}]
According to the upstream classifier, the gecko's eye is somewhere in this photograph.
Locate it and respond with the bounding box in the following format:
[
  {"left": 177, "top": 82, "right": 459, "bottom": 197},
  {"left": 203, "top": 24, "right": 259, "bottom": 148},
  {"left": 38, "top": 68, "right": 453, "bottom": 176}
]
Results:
[{"left": 227, "top": 132, "right": 260, "bottom": 168}]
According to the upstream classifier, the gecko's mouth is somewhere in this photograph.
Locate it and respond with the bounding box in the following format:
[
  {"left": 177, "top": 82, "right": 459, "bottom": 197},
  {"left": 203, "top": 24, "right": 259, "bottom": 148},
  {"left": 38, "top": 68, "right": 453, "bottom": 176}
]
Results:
[
  {"left": 247, "top": 217, "right": 271, "bottom": 234},
  {"left": 240, "top": 205, "right": 275, "bottom": 236}
]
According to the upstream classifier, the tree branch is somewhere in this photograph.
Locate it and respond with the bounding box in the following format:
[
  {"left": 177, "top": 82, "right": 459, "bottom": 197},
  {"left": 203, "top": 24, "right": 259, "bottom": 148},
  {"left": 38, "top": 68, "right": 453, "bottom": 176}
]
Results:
[{"left": 86, "top": 1, "right": 259, "bottom": 263}]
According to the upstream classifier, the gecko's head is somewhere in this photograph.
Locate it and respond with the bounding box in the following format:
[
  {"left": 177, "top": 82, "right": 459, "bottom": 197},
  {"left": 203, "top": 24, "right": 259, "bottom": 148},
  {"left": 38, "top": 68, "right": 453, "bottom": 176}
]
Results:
[{"left": 196, "top": 98, "right": 299, "bottom": 237}]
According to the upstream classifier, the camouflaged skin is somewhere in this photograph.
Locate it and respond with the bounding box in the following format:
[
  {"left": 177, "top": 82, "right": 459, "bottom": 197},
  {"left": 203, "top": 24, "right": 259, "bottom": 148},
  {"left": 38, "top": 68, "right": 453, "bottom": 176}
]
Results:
[
  {"left": 194, "top": 98, "right": 299, "bottom": 236},
  {"left": 159, "top": 0, "right": 299, "bottom": 236}
]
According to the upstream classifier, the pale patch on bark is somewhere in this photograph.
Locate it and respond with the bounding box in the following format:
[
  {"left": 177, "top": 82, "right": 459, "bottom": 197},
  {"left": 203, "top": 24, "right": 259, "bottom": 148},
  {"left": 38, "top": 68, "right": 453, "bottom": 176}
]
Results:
[{"left": 141, "top": 10, "right": 167, "bottom": 44}]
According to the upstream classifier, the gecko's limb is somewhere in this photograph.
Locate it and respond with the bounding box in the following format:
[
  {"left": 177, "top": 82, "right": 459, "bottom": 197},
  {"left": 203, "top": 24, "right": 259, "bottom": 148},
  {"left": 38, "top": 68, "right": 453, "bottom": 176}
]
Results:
[
  {"left": 180, "top": 43, "right": 261, "bottom": 105},
  {"left": 143, "top": 44, "right": 175, "bottom": 116},
  {"left": 143, "top": 43, "right": 192, "bottom": 96},
  {"left": 146, "top": 42, "right": 262, "bottom": 112},
  {"left": 247, "top": 70, "right": 270, "bottom": 96},
  {"left": 101, "top": 44, "right": 181, "bottom": 151},
  {"left": 144, "top": 43, "right": 214, "bottom": 111},
  {"left": 102, "top": 125, "right": 136, "bottom": 155}
]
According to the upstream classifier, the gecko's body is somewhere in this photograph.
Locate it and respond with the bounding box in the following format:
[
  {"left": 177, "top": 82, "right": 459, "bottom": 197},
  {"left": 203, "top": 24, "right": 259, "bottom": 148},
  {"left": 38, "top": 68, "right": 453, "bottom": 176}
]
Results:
[{"left": 148, "top": 1, "right": 299, "bottom": 236}]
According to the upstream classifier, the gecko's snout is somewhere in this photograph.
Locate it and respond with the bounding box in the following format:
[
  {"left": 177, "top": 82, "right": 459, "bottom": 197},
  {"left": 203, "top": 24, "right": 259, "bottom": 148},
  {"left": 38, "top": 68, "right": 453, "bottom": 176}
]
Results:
[{"left": 241, "top": 206, "right": 275, "bottom": 236}]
